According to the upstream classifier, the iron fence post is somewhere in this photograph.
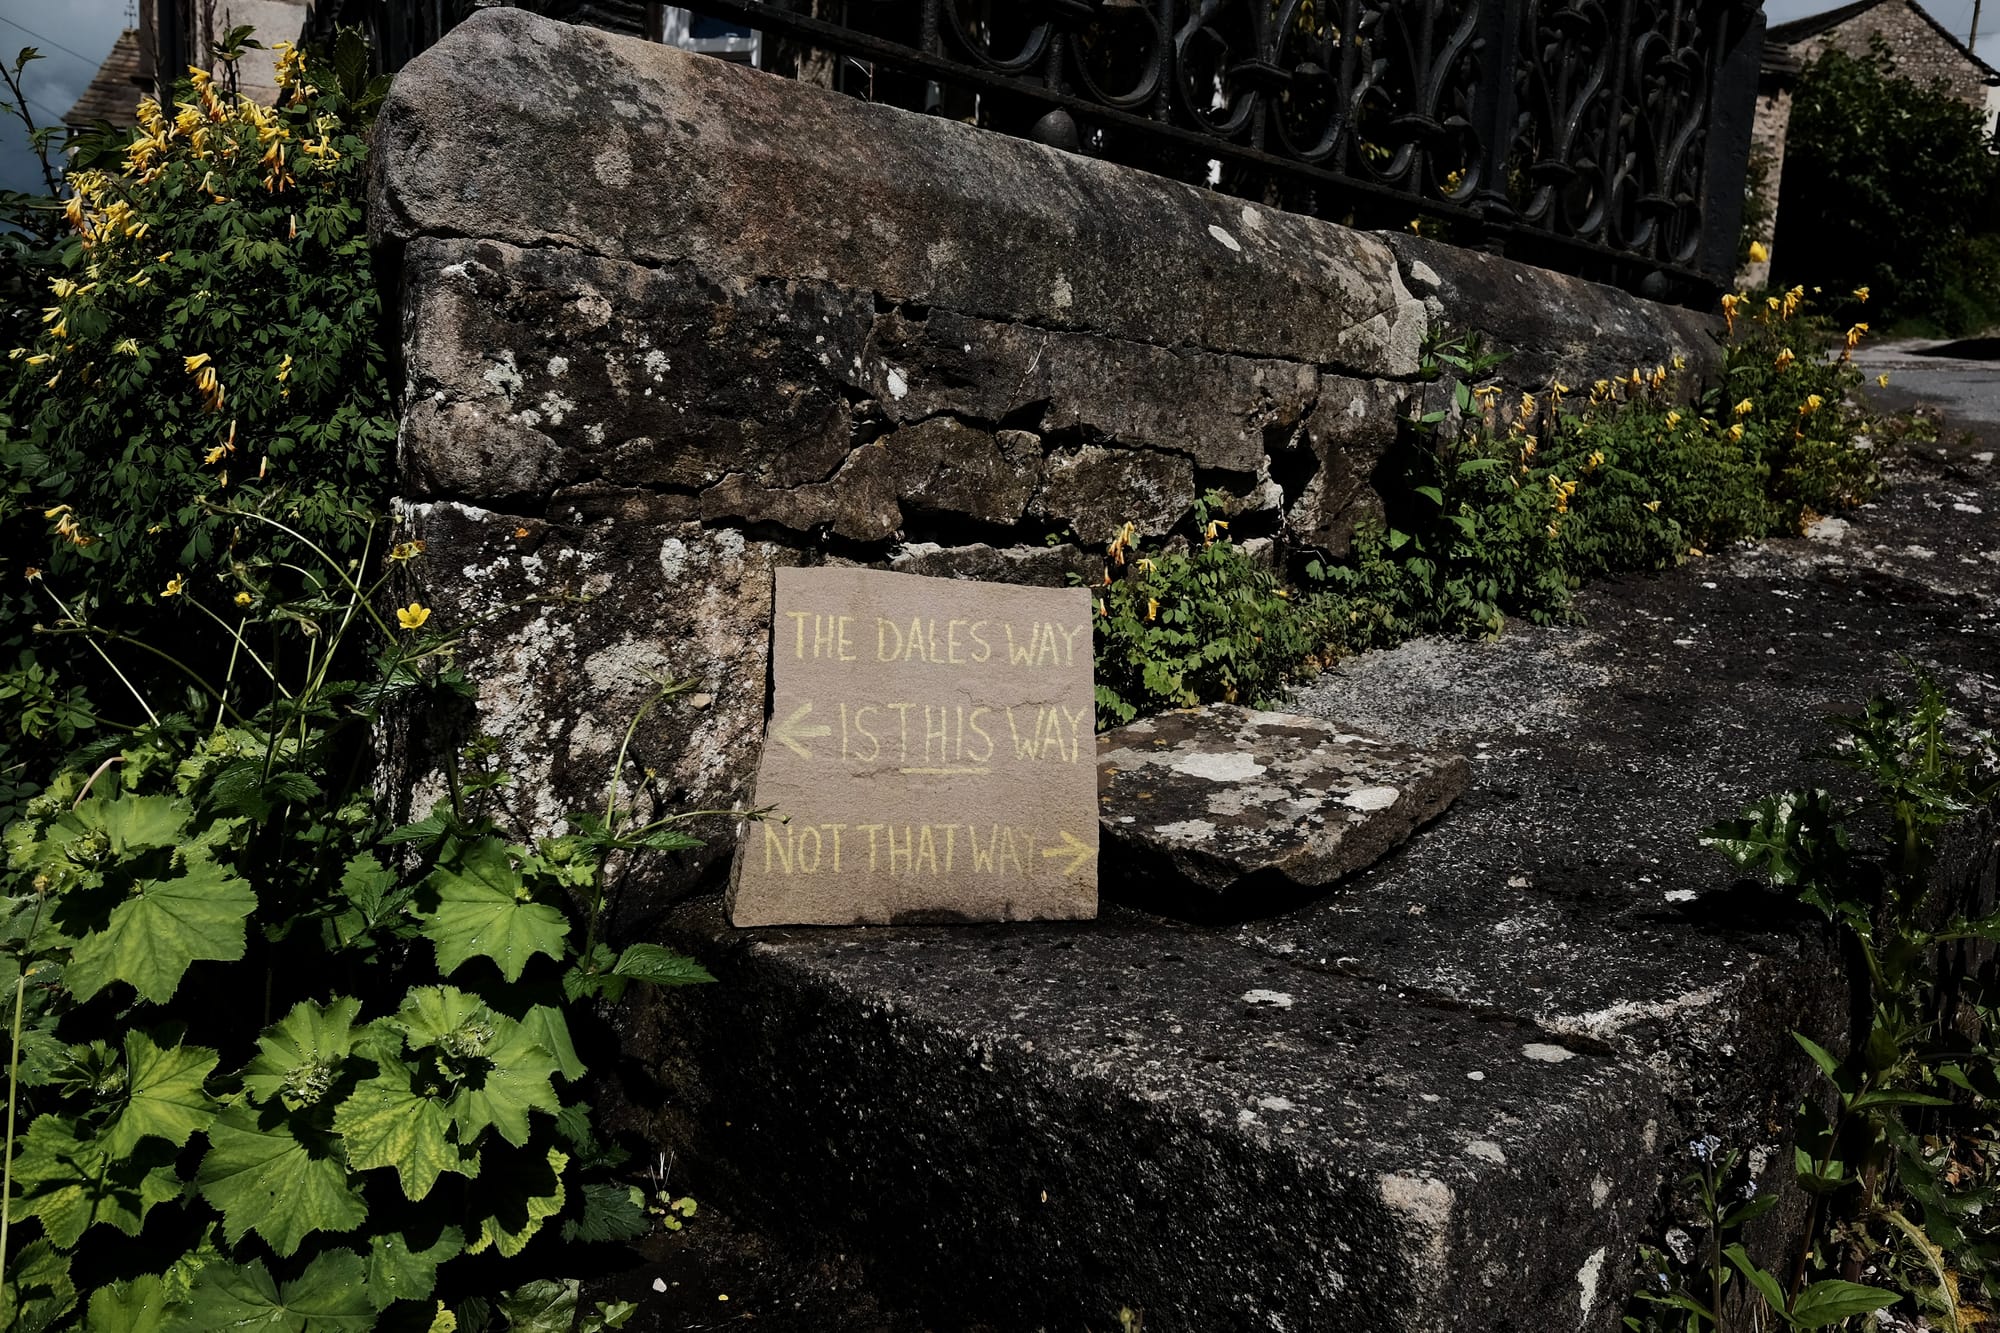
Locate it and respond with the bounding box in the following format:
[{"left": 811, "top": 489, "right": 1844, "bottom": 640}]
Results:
[
  {"left": 1696, "top": 1, "right": 1764, "bottom": 286},
  {"left": 1473, "top": 0, "right": 1526, "bottom": 245}
]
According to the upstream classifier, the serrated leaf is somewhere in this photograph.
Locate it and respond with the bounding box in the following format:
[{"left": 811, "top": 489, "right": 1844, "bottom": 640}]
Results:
[
  {"left": 612, "top": 944, "right": 715, "bottom": 988},
  {"left": 69, "top": 794, "right": 186, "bottom": 852},
  {"left": 85, "top": 1274, "right": 172, "bottom": 1333},
  {"left": 518, "top": 1002, "right": 584, "bottom": 1082},
  {"left": 363, "top": 1225, "right": 464, "bottom": 1312},
  {"left": 242, "top": 997, "right": 361, "bottom": 1109},
  {"left": 465, "top": 1147, "right": 567, "bottom": 1259},
  {"left": 333, "top": 1058, "right": 477, "bottom": 1201},
  {"left": 337, "top": 854, "right": 394, "bottom": 920},
  {"left": 415, "top": 838, "right": 568, "bottom": 983},
  {"left": 495, "top": 1279, "right": 578, "bottom": 1333},
  {"left": 9, "top": 1114, "right": 184, "bottom": 1247},
  {"left": 180, "top": 1252, "right": 374, "bottom": 1332},
  {"left": 0, "top": 1238, "right": 75, "bottom": 1333},
  {"left": 66, "top": 856, "right": 256, "bottom": 1004},
  {"left": 196, "top": 1103, "right": 367, "bottom": 1257},
  {"left": 396, "top": 987, "right": 561, "bottom": 1147},
  {"left": 1787, "top": 1278, "right": 1899, "bottom": 1326},
  {"left": 562, "top": 1180, "right": 652, "bottom": 1245},
  {"left": 103, "top": 1029, "right": 218, "bottom": 1157}
]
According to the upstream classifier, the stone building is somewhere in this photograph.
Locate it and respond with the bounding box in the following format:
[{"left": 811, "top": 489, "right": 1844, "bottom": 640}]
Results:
[{"left": 1742, "top": 0, "right": 2000, "bottom": 285}]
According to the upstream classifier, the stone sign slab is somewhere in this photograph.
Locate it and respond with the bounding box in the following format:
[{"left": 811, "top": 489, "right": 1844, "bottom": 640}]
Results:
[
  {"left": 1097, "top": 705, "right": 1466, "bottom": 919},
  {"left": 728, "top": 567, "right": 1098, "bottom": 926}
]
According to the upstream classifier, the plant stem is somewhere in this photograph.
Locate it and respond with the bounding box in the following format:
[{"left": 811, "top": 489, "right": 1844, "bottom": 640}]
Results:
[{"left": 0, "top": 967, "right": 23, "bottom": 1294}]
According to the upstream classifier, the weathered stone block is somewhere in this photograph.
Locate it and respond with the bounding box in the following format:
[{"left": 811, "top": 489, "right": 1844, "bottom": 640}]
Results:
[
  {"left": 374, "top": 8, "right": 1427, "bottom": 377},
  {"left": 398, "top": 236, "right": 871, "bottom": 501},
  {"left": 1096, "top": 705, "right": 1466, "bottom": 917},
  {"left": 1033, "top": 446, "right": 1195, "bottom": 544},
  {"left": 1284, "top": 376, "right": 1409, "bottom": 556}
]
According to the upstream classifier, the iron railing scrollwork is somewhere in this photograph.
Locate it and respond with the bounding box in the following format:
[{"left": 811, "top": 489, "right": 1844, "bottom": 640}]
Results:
[
  {"left": 674, "top": 0, "right": 1764, "bottom": 304},
  {"left": 315, "top": 0, "right": 1763, "bottom": 303}
]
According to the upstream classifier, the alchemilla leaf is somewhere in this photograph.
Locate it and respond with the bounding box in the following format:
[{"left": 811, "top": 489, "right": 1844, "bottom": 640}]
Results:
[
  {"left": 101, "top": 1029, "right": 218, "bottom": 1158},
  {"left": 195, "top": 1103, "right": 367, "bottom": 1257},
  {"left": 415, "top": 837, "right": 568, "bottom": 982},
  {"left": 66, "top": 853, "right": 256, "bottom": 1004},
  {"left": 333, "top": 1057, "right": 478, "bottom": 1201},
  {"left": 242, "top": 997, "right": 361, "bottom": 1110}
]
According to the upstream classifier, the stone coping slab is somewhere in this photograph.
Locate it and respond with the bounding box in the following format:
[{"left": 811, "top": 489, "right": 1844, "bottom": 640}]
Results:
[
  {"left": 635, "top": 450, "right": 2000, "bottom": 1332},
  {"left": 1096, "top": 705, "right": 1466, "bottom": 916}
]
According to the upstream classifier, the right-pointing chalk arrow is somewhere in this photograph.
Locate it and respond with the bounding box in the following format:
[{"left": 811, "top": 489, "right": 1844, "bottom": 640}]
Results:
[
  {"left": 771, "top": 700, "right": 831, "bottom": 759},
  {"left": 1042, "top": 830, "right": 1095, "bottom": 877}
]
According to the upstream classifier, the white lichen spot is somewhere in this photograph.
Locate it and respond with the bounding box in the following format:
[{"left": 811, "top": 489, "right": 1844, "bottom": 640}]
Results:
[
  {"left": 659, "top": 537, "right": 689, "bottom": 582},
  {"left": 1521, "top": 1043, "right": 1575, "bottom": 1063},
  {"left": 1240, "top": 989, "right": 1294, "bottom": 1009},
  {"left": 1154, "top": 817, "right": 1216, "bottom": 843},
  {"left": 1051, "top": 275, "right": 1074, "bottom": 312},
  {"left": 1578, "top": 1246, "right": 1608, "bottom": 1317},
  {"left": 1465, "top": 1070, "right": 1486, "bottom": 1081},
  {"left": 1905, "top": 544, "right": 1937, "bottom": 559},
  {"left": 584, "top": 423, "right": 606, "bottom": 448},
  {"left": 1377, "top": 1173, "right": 1453, "bottom": 1272},
  {"left": 1663, "top": 888, "right": 1696, "bottom": 903},
  {"left": 1207, "top": 224, "right": 1243, "bottom": 253},
  {"left": 1255, "top": 1096, "right": 1298, "bottom": 1112},
  {"left": 1590, "top": 1176, "right": 1611, "bottom": 1207},
  {"left": 537, "top": 391, "right": 577, "bottom": 427},
  {"left": 546, "top": 355, "right": 569, "bottom": 377},
  {"left": 1170, "top": 751, "right": 1266, "bottom": 783},
  {"left": 482, "top": 349, "right": 523, "bottom": 399},
  {"left": 1954, "top": 502, "right": 1983, "bottom": 514},
  {"left": 643, "top": 349, "right": 670, "bottom": 381},
  {"left": 1465, "top": 1140, "right": 1507, "bottom": 1165},
  {"left": 1342, "top": 786, "right": 1400, "bottom": 812},
  {"left": 885, "top": 368, "right": 909, "bottom": 400}
]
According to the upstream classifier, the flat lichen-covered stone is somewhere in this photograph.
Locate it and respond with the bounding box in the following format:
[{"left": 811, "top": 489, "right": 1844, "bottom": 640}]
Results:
[{"left": 1097, "top": 705, "right": 1467, "bottom": 913}]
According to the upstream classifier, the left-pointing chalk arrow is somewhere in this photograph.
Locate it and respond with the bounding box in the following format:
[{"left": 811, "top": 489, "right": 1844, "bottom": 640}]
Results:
[{"left": 771, "top": 700, "right": 832, "bottom": 759}]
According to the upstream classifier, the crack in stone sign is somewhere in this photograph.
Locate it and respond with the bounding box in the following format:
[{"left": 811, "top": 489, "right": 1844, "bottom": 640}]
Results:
[{"left": 728, "top": 567, "right": 1098, "bottom": 926}]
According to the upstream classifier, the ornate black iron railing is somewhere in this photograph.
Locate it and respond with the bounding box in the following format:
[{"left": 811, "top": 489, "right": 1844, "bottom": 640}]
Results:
[{"left": 316, "top": 0, "right": 1764, "bottom": 304}]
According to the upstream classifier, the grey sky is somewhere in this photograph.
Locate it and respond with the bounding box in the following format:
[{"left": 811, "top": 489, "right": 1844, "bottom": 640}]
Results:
[{"left": 0, "top": 0, "right": 1995, "bottom": 202}]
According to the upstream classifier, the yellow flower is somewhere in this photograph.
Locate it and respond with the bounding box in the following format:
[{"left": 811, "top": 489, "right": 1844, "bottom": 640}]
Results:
[
  {"left": 1766, "top": 296, "right": 1781, "bottom": 312},
  {"left": 184, "top": 352, "right": 212, "bottom": 372},
  {"left": 396, "top": 602, "right": 432, "bottom": 631},
  {"left": 23, "top": 567, "right": 41, "bottom": 581},
  {"left": 1546, "top": 522, "right": 1561, "bottom": 538},
  {"left": 1853, "top": 286, "right": 1870, "bottom": 304},
  {"left": 234, "top": 591, "right": 253, "bottom": 608},
  {"left": 388, "top": 540, "right": 427, "bottom": 563},
  {"left": 1146, "top": 597, "right": 1159, "bottom": 622},
  {"left": 1720, "top": 292, "right": 1743, "bottom": 331},
  {"left": 162, "top": 574, "right": 185, "bottom": 598},
  {"left": 112, "top": 338, "right": 139, "bottom": 356},
  {"left": 1665, "top": 410, "right": 1682, "bottom": 429},
  {"left": 1800, "top": 394, "right": 1824, "bottom": 414},
  {"left": 275, "top": 353, "right": 292, "bottom": 382},
  {"left": 1726, "top": 424, "right": 1744, "bottom": 443},
  {"left": 204, "top": 445, "right": 228, "bottom": 465},
  {"left": 1689, "top": 546, "right": 1704, "bottom": 557},
  {"left": 42, "top": 505, "right": 70, "bottom": 519},
  {"left": 1584, "top": 450, "right": 1604, "bottom": 472},
  {"left": 1733, "top": 398, "right": 1754, "bottom": 417},
  {"left": 1748, "top": 241, "right": 1770, "bottom": 264},
  {"left": 1845, "top": 322, "right": 1868, "bottom": 350},
  {"left": 1877, "top": 373, "right": 1891, "bottom": 388},
  {"left": 1774, "top": 348, "right": 1795, "bottom": 372},
  {"left": 24, "top": 353, "right": 49, "bottom": 367},
  {"left": 1644, "top": 500, "right": 1662, "bottom": 512},
  {"left": 1204, "top": 518, "right": 1228, "bottom": 544}
]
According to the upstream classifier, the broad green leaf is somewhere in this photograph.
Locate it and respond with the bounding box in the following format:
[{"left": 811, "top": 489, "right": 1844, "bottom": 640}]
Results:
[
  {"left": 180, "top": 1252, "right": 374, "bottom": 1332},
  {"left": 337, "top": 853, "right": 394, "bottom": 920},
  {"left": 563, "top": 1181, "right": 650, "bottom": 1245},
  {"left": 71, "top": 794, "right": 187, "bottom": 852},
  {"left": 465, "top": 1147, "right": 567, "bottom": 1259},
  {"left": 103, "top": 1029, "right": 219, "bottom": 1157},
  {"left": 242, "top": 998, "right": 361, "bottom": 1110},
  {"left": 67, "top": 856, "right": 256, "bottom": 1004},
  {"left": 1792, "top": 1031, "right": 1841, "bottom": 1083},
  {"left": 518, "top": 1002, "right": 584, "bottom": 1082},
  {"left": 85, "top": 1274, "right": 172, "bottom": 1333},
  {"left": 10, "top": 1114, "right": 184, "bottom": 1247},
  {"left": 1723, "top": 1244, "right": 1788, "bottom": 1316},
  {"left": 363, "top": 1225, "right": 464, "bottom": 1312},
  {"left": 612, "top": 944, "right": 715, "bottom": 988},
  {"left": 415, "top": 838, "right": 568, "bottom": 982},
  {"left": 333, "top": 1060, "right": 476, "bottom": 1201},
  {"left": 396, "top": 988, "right": 561, "bottom": 1147},
  {"left": 1850, "top": 1089, "right": 1954, "bottom": 1110},
  {"left": 0, "top": 1239, "right": 76, "bottom": 1333},
  {"left": 495, "top": 1279, "right": 578, "bottom": 1333},
  {"left": 196, "top": 1103, "right": 367, "bottom": 1257},
  {"left": 1787, "top": 1279, "right": 1899, "bottom": 1326}
]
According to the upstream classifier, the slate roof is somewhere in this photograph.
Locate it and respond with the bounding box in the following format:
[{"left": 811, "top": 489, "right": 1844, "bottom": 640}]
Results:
[
  {"left": 64, "top": 29, "right": 144, "bottom": 129},
  {"left": 1766, "top": 0, "right": 2000, "bottom": 80}
]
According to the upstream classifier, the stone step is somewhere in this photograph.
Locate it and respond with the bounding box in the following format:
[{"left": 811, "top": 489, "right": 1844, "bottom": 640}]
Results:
[{"left": 631, "top": 459, "right": 2000, "bottom": 1332}]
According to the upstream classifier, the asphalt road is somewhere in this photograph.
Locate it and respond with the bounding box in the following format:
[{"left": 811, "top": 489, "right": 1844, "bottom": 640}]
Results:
[{"left": 1850, "top": 338, "right": 2000, "bottom": 457}]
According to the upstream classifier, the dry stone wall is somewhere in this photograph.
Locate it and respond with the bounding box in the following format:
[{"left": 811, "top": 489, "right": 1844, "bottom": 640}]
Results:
[{"left": 374, "top": 8, "right": 1721, "bottom": 901}]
